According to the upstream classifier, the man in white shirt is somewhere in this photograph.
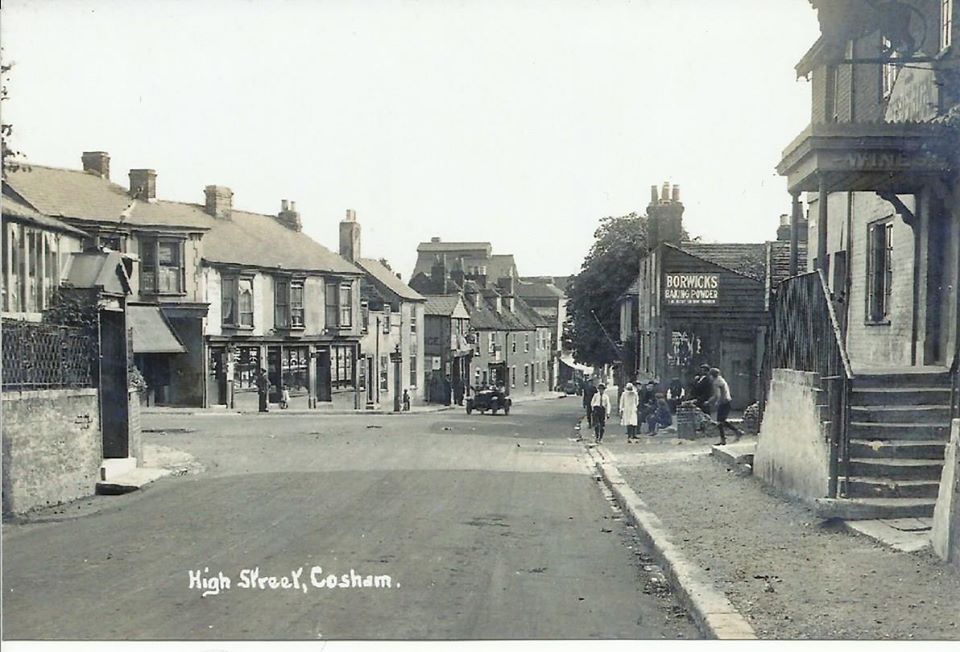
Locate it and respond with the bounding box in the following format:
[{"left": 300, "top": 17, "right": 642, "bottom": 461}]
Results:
[
  {"left": 590, "top": 383, "right": 611, "bottom": 443},
  {"left": 709, "top": 367, "right": 744, "bottom": 445}
]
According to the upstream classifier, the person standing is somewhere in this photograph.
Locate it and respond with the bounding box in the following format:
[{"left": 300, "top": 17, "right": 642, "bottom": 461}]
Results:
[
  {"left": 582, "top": 380, "right": 598, "bottom": 427},
  {"left": 619, "top": 382, "right": 640, "bottom": 442},
  {"left": 590, "top": 383, "right": 611, "bottom": 443},
  {"left": 692, "top": 364, "right": 714, "bottom": 414},
  {"left": 666, "top": 378, "right": 685, "bottom": 413},
  {"left": 709, "top": 367, "right": 744, "bottom": 445},
  {"left": 256, "top": 367, "right": 270, "bottom": 413}
]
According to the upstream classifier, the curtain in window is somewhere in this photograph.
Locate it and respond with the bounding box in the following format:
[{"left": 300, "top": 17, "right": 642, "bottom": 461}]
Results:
[
  {"left": 239, "top": 278, "right": 254, "bottom": 327},
  {"left": 275, "top": 279, "right": 289, "bottom": 328},
  {"left": 222, "top": 276, "right": 237, "bottom": 325},
  {"left": 325, "top": 282, "right": 338, "bottom": 328},
  {"left": 290, "top": 283, "right": 304, "bottom": 327},
  {"left": 339, "top": 285, "right": 352, "bottom": 327}
]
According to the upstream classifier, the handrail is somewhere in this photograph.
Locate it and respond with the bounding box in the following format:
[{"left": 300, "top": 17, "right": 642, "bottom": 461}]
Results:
[{"left": 815, "top": 270, "right": 854, "bottom": 381}]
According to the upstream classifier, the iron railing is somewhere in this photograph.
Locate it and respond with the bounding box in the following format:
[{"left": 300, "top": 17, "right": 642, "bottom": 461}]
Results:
[
  {"left": 1, "top": 318, "right": 97, "bottom": 390},
  {"left": 950, "top": 347, "right": 960, "bottom": 420},
  {"left": 759, "top": 270, "right": 854, "bottom": 497}
]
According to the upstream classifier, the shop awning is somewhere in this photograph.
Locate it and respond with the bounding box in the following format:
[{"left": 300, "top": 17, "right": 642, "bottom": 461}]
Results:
[
  {"left": 777, "top": 122, "right": 958, "bottom": 194},
  {"left": 127, "top": 304, "right": 186, "bottom": 354},
  {"left": 559, "top": 354, "right": 593, "bottom": 375}
]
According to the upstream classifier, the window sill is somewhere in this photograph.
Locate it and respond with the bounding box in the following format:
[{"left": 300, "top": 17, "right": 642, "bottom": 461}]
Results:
[
  {"left": 141, "top": 291, "right": 187, "bottom": 298},
  {"left": 222, "top": 324, "right": 255, "bottom": 332},
  {"left": 864, "top": 319, "right": 891, "bottom": 327}
]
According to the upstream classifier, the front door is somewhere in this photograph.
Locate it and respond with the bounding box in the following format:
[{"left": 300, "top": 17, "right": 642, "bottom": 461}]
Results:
[
  {"left": 924, "top": 206, "right": 952, "bottom": 366},
  {"left": 316, "top": 349, "right": 332, "bottom": 402},
  {"left": 267, "top": 346, "right": 282, "bottom": 403},
  {"left": 99, "top": 310, "right": 130, "bottom": 458},
  {"left": 719, "top": 338, "right": 755, "bottom": 411}
]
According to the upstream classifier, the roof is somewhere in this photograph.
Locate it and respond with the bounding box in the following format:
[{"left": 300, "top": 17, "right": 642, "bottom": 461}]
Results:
[
  {"left": 512, "top": 296, "right": 549, "bottom": 328},
  {"left": 127, "top": 304, "right": 187, "bottom": 354},
  {"left": 767, "top": 240, "right": 808, "bottom": 289},
  {"left": 356, "top": 258, "right": 425, "bottom": 302},
  {"left": 2, "top": 189, "right": 88, "bottom": 237},
  {"left": 5, "top": 164, "right": 211, "bottom": 230},
  {"left": 516, "top": 279, "right": 565, "bottom": 300},
  {"left": 201, "top": 209, "right": 361, "bottom": 275},
  {"left": 673, "top": 242, "right": 767, "bottom": 281},
  {"left": 62, "top": 250, "right": 132, "bottom": 296},
  {"left": 424, "top": 295, "right": 470, "bottom": 318},
  {"left": 416, "top": 241, "right": 492, "bottom": 254},
  {"left": 486, "top": 254, "right": 517, "bottom": 280}
]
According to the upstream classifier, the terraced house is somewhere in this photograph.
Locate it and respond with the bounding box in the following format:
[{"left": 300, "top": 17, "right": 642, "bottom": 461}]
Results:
[{"left": 761, "top": 0, "right": 960, "bottom": 529}]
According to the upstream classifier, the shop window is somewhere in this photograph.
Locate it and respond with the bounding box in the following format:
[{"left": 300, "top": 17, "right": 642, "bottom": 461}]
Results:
[
  {"left": 222, "top": 273, "right": 254, "bottom": 328},
  {"left": 140, "top": 238, "right": 184, "bottom": 295},
  {"left": 866, "top": 220, "right": 893, "bottom": 323},
  {"left": 331, "top": 345, "right": 355, "bottom": 388}
]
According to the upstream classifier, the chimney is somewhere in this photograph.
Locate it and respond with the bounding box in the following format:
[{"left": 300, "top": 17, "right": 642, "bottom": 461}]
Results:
[
  {"left": 82, "top": 151, "right": 110, "bottom": 179},
  {"left": 496, "top": 276, "right": 516, "bottom": 297},
  {"left": 646, "top": 180, "right": 684, "bottom": 251},
  {"left": 204, "top": 185, "right": 233, "bottom": 219},
  {"left": 650, "top": 185, "right": 659, "bottom": 204},
  {"left": 776, "top": 214, "right": 792, "bottom": 242},
  {"left": 463, "top": 283, "right": 480, "bottom": 308},
  {"left": 129, "top": 169, "right": 157, "bottom": 200},
  {"left": 277, "top": 199, "right": 302, "bottom": 231},
  {"left": 450, "top": 268, "right": 466, "bottom": 289},
  {"left": 430, "top": 236, "right": 441, "bottom": 243},
  {"left": 430, "top": 254, "right": 448, "bottom": 294},
  {"left": 339, "top": 209, "right": 361, "bottom": 263}
]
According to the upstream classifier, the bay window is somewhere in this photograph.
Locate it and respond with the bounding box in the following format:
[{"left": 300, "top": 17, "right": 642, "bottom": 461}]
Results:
[{"left": 140, "top": 237, "right": 185, "bottom": 295}]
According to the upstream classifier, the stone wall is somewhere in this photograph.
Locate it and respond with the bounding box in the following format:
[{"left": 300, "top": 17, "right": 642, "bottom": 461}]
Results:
[
  {"left": 755, "top": 369, "right": 830, "bottom": 502},
  {"left": 932, "top": 419, "right": 960, "bottom": 568},
  {"left": 2, "top": 389, "right": 102, "bottom": 515}
]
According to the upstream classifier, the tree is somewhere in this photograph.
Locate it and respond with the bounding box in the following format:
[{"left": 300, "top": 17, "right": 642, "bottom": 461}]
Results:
[
  {"left": 2, "top": 56, "right": 27, "bottom": 175},
  {"left": 565, "top": 213, "right": 647, "bottom": 368}
]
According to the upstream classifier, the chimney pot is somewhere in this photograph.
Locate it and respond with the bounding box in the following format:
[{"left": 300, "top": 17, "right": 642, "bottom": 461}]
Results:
[
  {"left": 129, "top": 169, "right": 157, "bottom": 200},
  {"left": 290, "top": 201, "right": 296, "bottom": 211},
  {"left": 82, "top": 151, "right": 110, "bottom": 179},
  {"left": 431, "top": 236, "right": 441, "bottom": 243},
  {"left": 780, "top": 213, "right": 790, "bottom": 226},
  {"left": 672, "top": 185, "right": 680, "bottom": 202},
  {"left": 650, "top": 185, "right": 658, "bottom": 204},
  {"left": 281, "top": 199, "right": 289, "bottom": 211},
  {"left": 661, "top": 182, "right": 670, "bottom": 202},
  {"left": 277, "top": 198, "right": 302, "bottom": 231},
  {"left": 345, "top": 209, "right": 356, "bottom": 222}
]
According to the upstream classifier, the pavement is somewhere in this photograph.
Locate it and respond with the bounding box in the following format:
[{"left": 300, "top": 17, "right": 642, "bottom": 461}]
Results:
[{"left": 587, "top": 424, "right": 960, "bottom": 639}]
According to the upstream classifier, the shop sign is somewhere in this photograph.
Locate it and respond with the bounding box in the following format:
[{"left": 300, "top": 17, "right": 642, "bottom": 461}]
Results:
[
  {"left": 663, "top": 273, "right": 719, "bottom": 305},
  {"left": 885, "top": 63, "right": 938, "bottom": 123}
]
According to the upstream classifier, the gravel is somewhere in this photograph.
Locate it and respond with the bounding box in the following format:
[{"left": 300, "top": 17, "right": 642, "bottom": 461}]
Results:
[{"left": 619, "top": 456, "right": 960, "bottom": 640}]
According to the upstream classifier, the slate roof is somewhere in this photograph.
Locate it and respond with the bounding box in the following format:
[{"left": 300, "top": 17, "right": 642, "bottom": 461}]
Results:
[
  {"left": 516, "top": 279, "right": 565, "bottom": 299},
  {"left": 202, "top": 210, "right": 361, "bottom": 274},
  {"left": 5, "top": 165, "right": 211, "bottom": 229},
  {"left": 63, "top": 250, "right": 131, "bottom": 296},
  {"left": 673, "top": 242, "right": 767, "bottom": 281},
  {"left": 512, "top": 296, "right": 550, "bottom": 328},
  {"left": 356, "top": 258, "right": 425, "bottom": 302},
  {"left": 424, "top": 295, "right": 467, "bottom": 317},
  {"left": 2, "top": 188, "right": 88, "bottom": 237}
]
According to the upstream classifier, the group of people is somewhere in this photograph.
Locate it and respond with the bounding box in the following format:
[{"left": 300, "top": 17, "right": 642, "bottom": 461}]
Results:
[{"left": 579, "top": 364, "right": 743, "bottom": 445}]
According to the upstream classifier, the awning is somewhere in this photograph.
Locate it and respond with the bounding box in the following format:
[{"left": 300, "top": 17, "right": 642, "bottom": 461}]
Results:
[
  {"left": 128, "top": 304, "right": 187, "bottom": 354},
  {"left": 559, "top": 354, "right": 593, "bottom": 375}
]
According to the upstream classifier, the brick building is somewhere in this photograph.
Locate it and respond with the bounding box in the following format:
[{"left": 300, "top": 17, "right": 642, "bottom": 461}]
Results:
[{"left": 761, "top": 0, "right": 960, "bottom": 520}]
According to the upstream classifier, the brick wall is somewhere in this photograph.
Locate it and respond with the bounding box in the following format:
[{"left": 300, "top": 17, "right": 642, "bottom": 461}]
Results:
[
  {"left": 2, "top": 389, "right": 102, "bottom": 515},
  {"left": 845, "top": 193, "right": 915, "bottom": 366}
]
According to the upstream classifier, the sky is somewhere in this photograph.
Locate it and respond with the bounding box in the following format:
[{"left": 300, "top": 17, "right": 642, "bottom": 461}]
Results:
[{"left": 2, "top": 0, "right": 821, "bottom": 280}]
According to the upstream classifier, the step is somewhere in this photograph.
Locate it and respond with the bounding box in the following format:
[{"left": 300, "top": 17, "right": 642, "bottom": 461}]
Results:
[
  {"left": 849, "top": 387, "right": 951, "bottom": 406},
  {"left": 848, "top": 457, "right": 945, "bottom": 481},
  {"left": 848, "top": 421, "right": 950, "bottom": 441},
  {"left": 852, "top": 369, "right": 950, "bottom": 389},
  {"left": 99, "top": 457, "right": 137, "bottom": 482},
  {"left": 849, "top": 439, "right": 947, "bottom": 460},
  {"left": 814, "top": 497, "right": 937, "bottom": 520},
  {"left": 849, "top": 405, "right": 951, "bottom": 423},
  {"left": 842, "top": 476, "right": 942, "bottom": 499},
  {"left": 96, "top": 467, "right": 170, "bottom": 495}
]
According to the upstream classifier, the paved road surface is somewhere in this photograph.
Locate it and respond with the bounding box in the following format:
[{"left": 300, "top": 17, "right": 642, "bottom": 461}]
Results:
[{"left": 2, "top": 398, "right": 699, "bottom": 640}]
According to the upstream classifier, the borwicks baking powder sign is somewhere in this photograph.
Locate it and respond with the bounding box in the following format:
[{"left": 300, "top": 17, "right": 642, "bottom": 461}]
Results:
[{"left": 663, "top": 273, "right": 719, "bottom": 305}]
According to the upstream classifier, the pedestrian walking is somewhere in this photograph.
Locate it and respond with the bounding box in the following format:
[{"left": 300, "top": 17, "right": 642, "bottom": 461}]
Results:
[
  {"left": 402, "top": 389, "right": 411, "bottom": 411},
  {"left": 582, "top": 380, "right": 598, "bottom": 428},
  {"left": 692, "top": 364, "right": 714, "bottom": 431},
  {"left": 590, "top": 383, "right": 611, "bottom": 443},
  {"left": 645, "top": 393, "right": 673, "bottom": 436},
  {"left": 279, "top": 385, "right": 290, "bottom": 409},
  {"left": 619, "top": 382, "right": 640, "bottom": 441},
  {"left": 709, "top": 367, "right": 744, "bottom": 445},
  {"left": 255, "top": 367, "right": 270, "bottom": 413}
]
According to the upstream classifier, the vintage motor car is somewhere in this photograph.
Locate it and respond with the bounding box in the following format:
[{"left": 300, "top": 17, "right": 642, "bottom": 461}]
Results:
[{"left": 465, "top": 386, "right": 512, "bottom": 415}]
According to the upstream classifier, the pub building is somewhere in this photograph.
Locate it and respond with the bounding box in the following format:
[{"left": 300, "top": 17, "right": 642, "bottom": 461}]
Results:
[
  {"left": 758, "top": 0, "right": 960, "bottom": 522},
  {"left": 633, "top": 183, "right": 799, "bottom": 410}
]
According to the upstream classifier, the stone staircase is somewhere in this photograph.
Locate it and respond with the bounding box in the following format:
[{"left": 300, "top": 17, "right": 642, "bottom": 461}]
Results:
[{"left": 820, "top": 368, "right": 951, "bottom": 520}]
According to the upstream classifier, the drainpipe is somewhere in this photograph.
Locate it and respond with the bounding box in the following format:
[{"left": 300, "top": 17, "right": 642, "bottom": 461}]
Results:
[{"left": 790, "top": 192, "right": 801, "bottom": 275}]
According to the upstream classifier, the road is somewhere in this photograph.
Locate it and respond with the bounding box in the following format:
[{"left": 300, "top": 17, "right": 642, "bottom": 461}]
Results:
[{"left": 2, "top": 397, "right": 699, "bottom": 640}]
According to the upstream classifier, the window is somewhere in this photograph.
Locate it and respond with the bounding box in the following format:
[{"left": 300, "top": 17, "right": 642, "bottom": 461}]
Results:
[
  {"left": 511, "top": 334, "right": 517, "bottom": 353},
  {"left": 881, "top": 37, "right": 899, "bottom": 100},
  {"left": 410, "top": 350, "right": 418, "bottom": 388},
  {"left": 274, "top": 278, "right": 304, "bottom": 329},
  {"left": 325, "top": 281, "right": 353, "bottom": 329},
  {"left": 866, "top": 220, "right": 894, "bottom": 322},
  {"left": 331, "top": 345, "right": 355, "bottom": 388},
  {"left": 488, "top": 332, "right": 495, "bottom": 354},
  {"left": 380, "top": 354, "right": 389, "bottom": 391},
  {"left": 222, "top": 273, "right": 254, "bottom": 327},
  {"left": 524, "top": 333, "right": 530, "bottom": 353},
  {"left": 524, "top": 365, "right": 529, "bottom": 386},
  {"left": 943, "top": 0, "right": 954, "bottom": 50},
  {"left": 410, "top": 310, "right": 417, "bottom": 335},
  {"left": 382, "top": 305, "right": 391, "bottom": 333},
  {"left": 140, "top": 238, "right": 184, "bottom": 294},
  {"left": 511, "top": 366, "right": 516, "bottom": 388}
]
